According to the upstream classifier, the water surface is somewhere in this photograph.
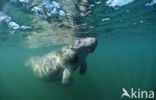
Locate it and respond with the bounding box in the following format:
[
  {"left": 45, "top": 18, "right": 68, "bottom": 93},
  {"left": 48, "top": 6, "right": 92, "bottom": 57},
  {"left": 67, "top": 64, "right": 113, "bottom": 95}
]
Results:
[{"left": 0, "top": 0, "right": 156, "bottom": 100}]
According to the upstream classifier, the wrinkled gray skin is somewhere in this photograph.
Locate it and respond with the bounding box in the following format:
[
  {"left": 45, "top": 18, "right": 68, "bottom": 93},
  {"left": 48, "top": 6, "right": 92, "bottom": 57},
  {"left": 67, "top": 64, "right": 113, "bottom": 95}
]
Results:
[{"left": 28, "top": 37, "right": 97, "bottom": 85}]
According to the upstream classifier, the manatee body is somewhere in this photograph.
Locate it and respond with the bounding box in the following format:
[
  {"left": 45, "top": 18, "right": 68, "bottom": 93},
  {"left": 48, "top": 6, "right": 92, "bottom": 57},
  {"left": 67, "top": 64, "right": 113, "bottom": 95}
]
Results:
[{"left": 28, "top": 37, "right": 97, "bottom": 85}]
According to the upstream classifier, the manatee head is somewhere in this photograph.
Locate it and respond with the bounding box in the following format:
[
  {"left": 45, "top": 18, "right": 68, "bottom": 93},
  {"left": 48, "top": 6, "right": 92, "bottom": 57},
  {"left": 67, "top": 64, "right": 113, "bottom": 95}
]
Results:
[{"left": 72, "top": 37, "right": 97, "bottom": 53}]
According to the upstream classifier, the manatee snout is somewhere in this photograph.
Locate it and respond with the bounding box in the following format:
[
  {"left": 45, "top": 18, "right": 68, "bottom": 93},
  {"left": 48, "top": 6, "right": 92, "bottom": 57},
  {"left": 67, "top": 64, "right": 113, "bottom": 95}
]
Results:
[{"left": 72, "top": 37, "right": 97, "bottom": 53}]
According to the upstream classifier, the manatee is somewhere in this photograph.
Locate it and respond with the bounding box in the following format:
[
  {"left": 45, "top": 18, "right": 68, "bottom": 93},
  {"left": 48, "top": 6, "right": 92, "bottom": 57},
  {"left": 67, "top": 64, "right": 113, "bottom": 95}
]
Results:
[{"left": 27, "top": 37, "right": 97, "bottom": 85}]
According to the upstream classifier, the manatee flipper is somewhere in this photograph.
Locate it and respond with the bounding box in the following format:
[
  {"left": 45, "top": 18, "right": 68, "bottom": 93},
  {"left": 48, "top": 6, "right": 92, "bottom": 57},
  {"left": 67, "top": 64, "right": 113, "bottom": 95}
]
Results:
[
  {"left": 62, "top": 67, "right": 73, "bottom": 85},
  {"left": 79, "top": 61, "right": 87, "bottom": 75}
]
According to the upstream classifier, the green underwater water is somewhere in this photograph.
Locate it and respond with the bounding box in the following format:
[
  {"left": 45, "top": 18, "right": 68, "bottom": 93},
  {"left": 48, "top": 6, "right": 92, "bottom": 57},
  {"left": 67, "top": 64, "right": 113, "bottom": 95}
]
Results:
[{"left": 0, "top": 0, "right": 156, "bottom": 100}]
